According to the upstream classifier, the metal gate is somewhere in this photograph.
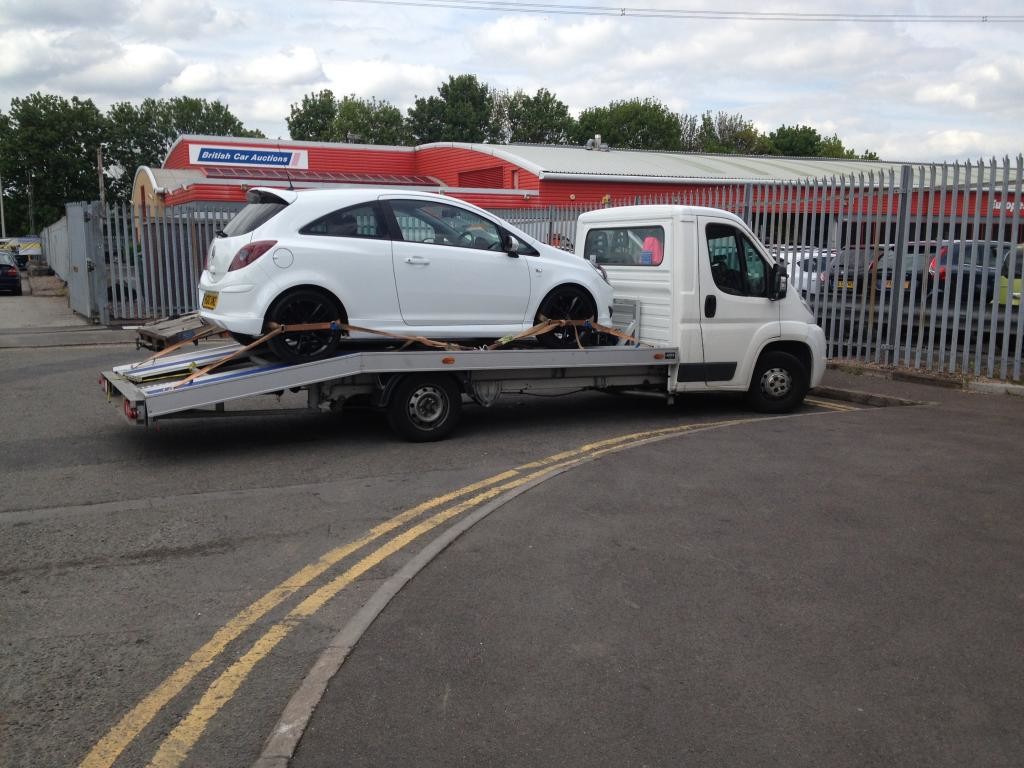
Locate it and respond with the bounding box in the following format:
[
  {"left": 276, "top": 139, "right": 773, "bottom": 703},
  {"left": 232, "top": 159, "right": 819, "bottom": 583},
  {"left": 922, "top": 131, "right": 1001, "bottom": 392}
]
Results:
[
  {"left": 40, "top": 202, "right": 107, "bottom": 322},
  {"left": 58, "top": 154, "right": 1023, "bottom": 382}
]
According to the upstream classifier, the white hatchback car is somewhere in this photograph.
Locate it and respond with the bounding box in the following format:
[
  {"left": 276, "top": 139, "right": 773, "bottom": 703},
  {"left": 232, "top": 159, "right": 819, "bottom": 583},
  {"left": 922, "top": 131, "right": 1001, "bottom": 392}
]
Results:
[{"left": 199, "top": 188, "right": 614, "bottom": 361}]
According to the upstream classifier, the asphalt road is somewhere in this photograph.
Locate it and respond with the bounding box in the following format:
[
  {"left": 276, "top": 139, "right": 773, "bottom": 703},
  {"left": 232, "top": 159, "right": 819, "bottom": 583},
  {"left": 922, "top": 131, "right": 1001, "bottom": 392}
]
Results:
[{"left": 2, "top": 342, "right": 1022, "bottom": 768}]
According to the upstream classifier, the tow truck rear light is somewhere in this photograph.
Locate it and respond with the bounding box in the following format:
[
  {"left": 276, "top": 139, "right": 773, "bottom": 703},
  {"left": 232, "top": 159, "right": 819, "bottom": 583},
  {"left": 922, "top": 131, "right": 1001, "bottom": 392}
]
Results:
[
  {"left": 229, "top": 240, "right": 276, "bottom": 272},
  {"left": 123, "top": 399, "right": 138, "bottom": 421}
]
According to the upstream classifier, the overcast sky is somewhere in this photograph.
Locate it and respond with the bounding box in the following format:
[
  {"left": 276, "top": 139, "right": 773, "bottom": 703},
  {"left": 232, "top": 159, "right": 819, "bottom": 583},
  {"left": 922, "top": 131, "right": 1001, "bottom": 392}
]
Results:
[{"left": 0, "top": 0, "right": 1021, "bottom": 162}]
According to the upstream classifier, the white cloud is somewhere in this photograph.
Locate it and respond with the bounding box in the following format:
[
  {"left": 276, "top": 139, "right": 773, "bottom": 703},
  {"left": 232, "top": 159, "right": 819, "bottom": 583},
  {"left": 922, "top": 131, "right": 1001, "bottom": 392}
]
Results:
[
  {"left": 1, "top": 0, "right": 1021, "bottom": 161},
  {"left": 167, "top": 63, "right": 219, "bottom": 94},
  {"left": 915, "top": 84, "right": 977, "bottom": 109},
  {"left": 0, "top": 0, "right": 132, "bottom": 28},
  {"left": 237, "top": 46, "right": 324, "bottom": 88},
  {"left": 57, "top": 43, "right": 182, "bottom": 96},
  {"left": 131, "top": 0, "right": 217, "bottom": 37}
]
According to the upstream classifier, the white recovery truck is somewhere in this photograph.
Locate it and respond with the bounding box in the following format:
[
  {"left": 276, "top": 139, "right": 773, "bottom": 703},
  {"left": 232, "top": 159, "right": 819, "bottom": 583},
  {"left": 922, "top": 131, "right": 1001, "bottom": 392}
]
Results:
[{"left": 99, "top": 206, "right": 826, "bottom": 441}]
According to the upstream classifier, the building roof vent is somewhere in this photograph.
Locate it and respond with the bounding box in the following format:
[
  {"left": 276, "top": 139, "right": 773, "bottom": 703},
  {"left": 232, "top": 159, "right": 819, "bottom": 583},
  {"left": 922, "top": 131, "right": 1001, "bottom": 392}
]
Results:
[{"left": 584, "top": 134, "right": 609, "bottom": 151}]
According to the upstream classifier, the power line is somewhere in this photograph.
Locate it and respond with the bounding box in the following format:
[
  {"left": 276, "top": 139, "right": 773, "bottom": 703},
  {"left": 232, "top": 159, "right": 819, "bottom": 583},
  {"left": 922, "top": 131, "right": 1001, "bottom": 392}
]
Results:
[{"left": 333, "top": 0, "right": 1024, "bottom": 23}]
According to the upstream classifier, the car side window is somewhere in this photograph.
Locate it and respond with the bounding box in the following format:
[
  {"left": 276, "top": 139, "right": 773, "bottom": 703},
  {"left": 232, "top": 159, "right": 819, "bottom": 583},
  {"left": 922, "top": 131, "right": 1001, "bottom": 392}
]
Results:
[
  {"left": 706, "top": 223, "right": 768, "bottom": 297},
  {"left": 388, "top": 200, "right": 503, "bottom": 251},
  {"left": 300, "top": 204, "right": 386, "bottom": 239}
]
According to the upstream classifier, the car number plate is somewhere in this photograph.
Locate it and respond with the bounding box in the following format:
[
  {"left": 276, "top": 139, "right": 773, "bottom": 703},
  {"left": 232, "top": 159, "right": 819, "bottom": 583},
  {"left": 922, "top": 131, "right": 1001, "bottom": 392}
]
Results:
[
  {"left": 202, "top": 292, "right": 218, "bottom": 310},
  {"left": 841, "top": 280, "right": 855, "bottom": 289}
]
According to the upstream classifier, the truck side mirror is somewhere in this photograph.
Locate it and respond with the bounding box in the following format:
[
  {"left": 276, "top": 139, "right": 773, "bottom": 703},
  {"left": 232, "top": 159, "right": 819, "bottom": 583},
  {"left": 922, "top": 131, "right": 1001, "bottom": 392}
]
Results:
[
  {"left": 504, "top": 234, "right": 521, "bottom": 257},
  {"left": 770, "top": 263, "right": 788, "bottom": 300}
]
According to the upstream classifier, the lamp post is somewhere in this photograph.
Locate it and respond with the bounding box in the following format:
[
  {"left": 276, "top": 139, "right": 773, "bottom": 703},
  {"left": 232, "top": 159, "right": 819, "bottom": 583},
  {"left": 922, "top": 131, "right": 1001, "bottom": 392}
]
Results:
[{"left": 0, "top": 170, "right": 6, "bottom": 238}]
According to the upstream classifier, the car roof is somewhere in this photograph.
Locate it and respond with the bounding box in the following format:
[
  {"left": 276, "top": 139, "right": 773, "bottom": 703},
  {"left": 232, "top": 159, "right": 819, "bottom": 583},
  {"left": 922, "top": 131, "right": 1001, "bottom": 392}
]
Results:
[{"left": 251, "top": 186, "right": 460, "bottom": 207}]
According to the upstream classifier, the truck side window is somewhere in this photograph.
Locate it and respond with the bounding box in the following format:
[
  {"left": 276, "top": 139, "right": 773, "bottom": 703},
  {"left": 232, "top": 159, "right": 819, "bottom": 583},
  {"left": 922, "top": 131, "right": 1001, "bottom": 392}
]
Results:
[
  {"left": 584, "top": 226, "right": 664, "bottom": 266},
  {"left": 706, "top": 223, "right": 768, "bottom": 297}
]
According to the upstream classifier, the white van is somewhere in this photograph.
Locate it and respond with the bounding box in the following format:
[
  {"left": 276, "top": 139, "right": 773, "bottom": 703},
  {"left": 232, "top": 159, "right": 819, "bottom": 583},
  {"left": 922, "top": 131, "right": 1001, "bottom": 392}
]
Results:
[{"left": 577, "top": 205, "right": 826, "bottom": 412}]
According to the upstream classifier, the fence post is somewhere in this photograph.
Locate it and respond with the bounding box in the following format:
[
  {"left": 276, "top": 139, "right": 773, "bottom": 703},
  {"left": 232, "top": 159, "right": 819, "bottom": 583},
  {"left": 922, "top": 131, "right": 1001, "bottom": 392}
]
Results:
[{"left": 885, "top": 165, "right": 914, "bottom": 364}]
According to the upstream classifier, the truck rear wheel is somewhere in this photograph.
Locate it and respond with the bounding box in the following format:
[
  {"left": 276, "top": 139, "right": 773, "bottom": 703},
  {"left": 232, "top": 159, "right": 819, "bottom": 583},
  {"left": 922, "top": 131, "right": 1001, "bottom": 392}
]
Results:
[
  {"left": 746, "top": 351, "right": 808, "bottom": 413},
  {"left": 387, "top": 374, "right": 462, "bottom": 442}
]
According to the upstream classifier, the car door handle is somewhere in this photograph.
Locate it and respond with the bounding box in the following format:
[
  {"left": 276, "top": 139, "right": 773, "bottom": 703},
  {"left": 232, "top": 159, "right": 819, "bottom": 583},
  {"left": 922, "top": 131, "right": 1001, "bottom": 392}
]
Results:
[
  {"left": 704, "top": 295, "right": 717, "bottom": 318},
  {"left": 404, "top": 256, "right": 430, "bottom": 265}
]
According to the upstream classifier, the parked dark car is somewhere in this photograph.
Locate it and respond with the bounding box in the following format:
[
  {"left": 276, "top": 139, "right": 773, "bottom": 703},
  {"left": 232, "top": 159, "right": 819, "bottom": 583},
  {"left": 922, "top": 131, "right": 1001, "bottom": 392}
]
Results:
[
  {"left": 828, "top": 246, "right": 887, "bottom": 297},
  {"left": 871, "top": 242, "right": 932, "bottom": 301},
  {"left": 0, "top": 252, "right": 23, "bottom": 295},
  {"left": 925, "top": 240, "right": 1007, "bottom": 305}
]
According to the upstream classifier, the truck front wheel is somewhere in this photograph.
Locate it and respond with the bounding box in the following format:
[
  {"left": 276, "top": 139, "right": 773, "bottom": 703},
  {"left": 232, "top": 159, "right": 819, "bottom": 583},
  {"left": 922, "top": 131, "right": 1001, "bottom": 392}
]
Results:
[
  {"left": 746, "top": 351, "right": 808, "bottom": 413},
  {"left": 387, "top": 374, "right": 462, "bottom": 442}
]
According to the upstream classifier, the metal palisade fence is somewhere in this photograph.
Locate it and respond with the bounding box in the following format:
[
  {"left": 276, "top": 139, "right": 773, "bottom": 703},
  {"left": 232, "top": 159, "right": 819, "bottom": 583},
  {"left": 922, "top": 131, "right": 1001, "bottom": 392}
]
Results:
[{"left": 88, "top": 156, "right": 1022, "bottom": 381}]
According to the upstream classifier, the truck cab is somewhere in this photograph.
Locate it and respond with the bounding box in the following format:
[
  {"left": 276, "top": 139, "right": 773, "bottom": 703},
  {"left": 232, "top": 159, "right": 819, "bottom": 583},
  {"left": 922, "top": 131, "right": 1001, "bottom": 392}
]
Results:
[{"left": 577, "top": 205, "right": 826, "bottom": 411}]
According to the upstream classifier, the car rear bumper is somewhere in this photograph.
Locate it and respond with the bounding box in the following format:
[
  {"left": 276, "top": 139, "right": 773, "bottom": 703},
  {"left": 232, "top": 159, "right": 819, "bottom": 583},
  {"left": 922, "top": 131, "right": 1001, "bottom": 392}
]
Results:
[{"left": 197, "top": 280, "right": 264, "bottom": 335}]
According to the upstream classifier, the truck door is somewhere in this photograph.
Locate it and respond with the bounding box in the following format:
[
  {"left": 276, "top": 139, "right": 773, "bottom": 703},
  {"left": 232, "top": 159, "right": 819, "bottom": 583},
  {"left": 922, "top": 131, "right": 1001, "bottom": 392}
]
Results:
[{"left": 691, "top": 217, "right": 780, "bottom": 388}]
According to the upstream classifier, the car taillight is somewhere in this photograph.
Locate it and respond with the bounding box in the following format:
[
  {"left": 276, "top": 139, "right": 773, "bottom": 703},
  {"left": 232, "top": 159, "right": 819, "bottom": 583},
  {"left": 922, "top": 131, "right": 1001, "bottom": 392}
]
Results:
[
  {"left": 1, "top": 266, "right": 16, "bottom": 277},
  {"left": 927, "top": 256, "right": 946, "bottom": 281},
  {"left": 229, "top": 240, "right": 276, "bottom": 272}
]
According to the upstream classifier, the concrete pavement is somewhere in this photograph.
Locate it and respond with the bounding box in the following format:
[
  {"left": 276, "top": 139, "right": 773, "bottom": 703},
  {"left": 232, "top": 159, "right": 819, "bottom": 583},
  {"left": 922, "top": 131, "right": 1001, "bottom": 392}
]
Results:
[
  {"left": 286, "top": 371, "right": 1024, "bottom": 768},
  {"left": 4, "top": 280, "right": 1023, "bottom": 766},
  {"left": 0, "top": 272, "right": 137, "bottom": 347}
]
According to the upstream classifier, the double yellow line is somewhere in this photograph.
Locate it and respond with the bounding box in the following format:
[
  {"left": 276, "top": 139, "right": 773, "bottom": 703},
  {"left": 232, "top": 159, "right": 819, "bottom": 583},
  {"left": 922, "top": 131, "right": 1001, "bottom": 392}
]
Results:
[{"left": 81, "top": 417, "right": 768, "bottom": 768}]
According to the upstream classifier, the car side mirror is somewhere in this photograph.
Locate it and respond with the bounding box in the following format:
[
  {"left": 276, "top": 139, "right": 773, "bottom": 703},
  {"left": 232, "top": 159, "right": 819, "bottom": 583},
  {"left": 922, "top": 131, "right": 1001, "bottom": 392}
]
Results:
[
  {"left": 504, "top": 234, "right": 521, "bottom": 257},
  {"left": 770, "top": 263, "right": 788, "bottom": 300}
]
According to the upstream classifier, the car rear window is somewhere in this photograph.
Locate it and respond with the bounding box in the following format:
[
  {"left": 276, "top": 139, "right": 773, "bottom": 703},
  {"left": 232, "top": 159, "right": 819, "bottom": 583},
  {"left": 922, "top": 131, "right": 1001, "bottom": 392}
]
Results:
[{"left": 221, "top": 202, "right": 287, "bottom": 237}]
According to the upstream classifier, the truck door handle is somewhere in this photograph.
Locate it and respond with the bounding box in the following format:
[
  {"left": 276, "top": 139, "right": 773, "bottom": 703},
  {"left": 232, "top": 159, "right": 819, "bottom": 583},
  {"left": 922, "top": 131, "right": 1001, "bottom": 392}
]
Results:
[
  {"left": 404, "top": 256, "right": 430, "bottom": 266},
  {"left": 704, "top": 295, "right": 717, "bottom": 318}
]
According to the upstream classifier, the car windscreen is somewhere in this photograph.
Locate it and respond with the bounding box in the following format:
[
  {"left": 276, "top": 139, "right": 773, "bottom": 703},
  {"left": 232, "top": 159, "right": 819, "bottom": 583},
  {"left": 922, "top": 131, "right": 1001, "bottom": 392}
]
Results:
[{"left": 221, "top": 202, "right": 288, "bottom": 237}]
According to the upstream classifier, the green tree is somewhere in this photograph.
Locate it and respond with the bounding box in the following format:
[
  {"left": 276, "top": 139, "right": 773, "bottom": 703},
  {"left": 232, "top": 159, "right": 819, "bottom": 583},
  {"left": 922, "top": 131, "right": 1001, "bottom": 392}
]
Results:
[
  {"left": 406, "top": 74, "right": 495, "bottom": 143},
  {"left": 0, "top": 93, "right": 108, "bottom": 233},
  {"left": 711, "top": 112, "right": 770, "bottom": 154},
  {"left": 683, "top": 111, "right": 771, "bottom": 154},
  {"left": 573, "top": 98, "right": 682, "bottom": 151},
  {"left": 493, "top": 88, "right": 574, "bottom": 144},
  {"left": 104, "top": 98, "right": 171, "bottom": 202},
  {"left": 162, "top": 96, "right": 262, "bottom": 141},
  {"left": 104, "top": 97, "right": 264, "bottom": 202},
  {"left": 287, "top": 89, "right": 339, "bottom": 142},
  {"left": 767, "top": 124, "right": 823, "bottom": 157},
  {"left": 680, "top": 113, "right": 700, "bottom": 151},
  {"left": 334, "top": 95, "right": 412, "bottom": 145}
]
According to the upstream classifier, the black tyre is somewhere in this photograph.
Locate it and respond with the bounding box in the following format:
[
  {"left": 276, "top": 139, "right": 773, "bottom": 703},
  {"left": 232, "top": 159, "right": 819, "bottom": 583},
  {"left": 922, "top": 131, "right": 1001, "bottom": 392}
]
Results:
[
  {"left": 387, "top": 374, "right": 462, "bottom": 442},
  {"left": 746, "top": 351, "right": 809, "bottom": 413},
  {"left": 535, "top": 285, "right": 597, "bottom": 349},
  {"left": 265, "top": 288, "right": 343, "bottom": 362}
]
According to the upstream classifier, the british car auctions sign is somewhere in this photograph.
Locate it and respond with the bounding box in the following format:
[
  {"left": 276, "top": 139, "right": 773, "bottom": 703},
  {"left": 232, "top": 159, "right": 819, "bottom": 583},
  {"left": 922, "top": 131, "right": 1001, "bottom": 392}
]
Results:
[{"left": 188, "top": 144, "right": 309, "bottom": 169}]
